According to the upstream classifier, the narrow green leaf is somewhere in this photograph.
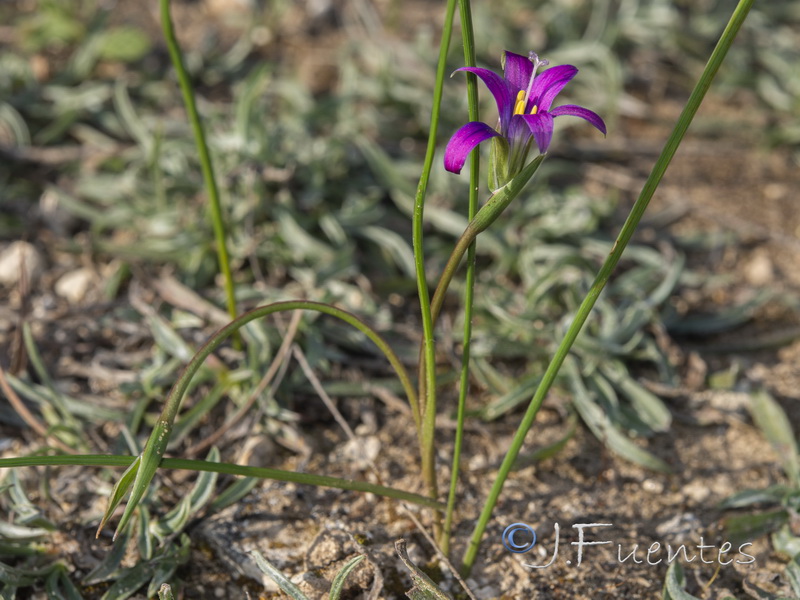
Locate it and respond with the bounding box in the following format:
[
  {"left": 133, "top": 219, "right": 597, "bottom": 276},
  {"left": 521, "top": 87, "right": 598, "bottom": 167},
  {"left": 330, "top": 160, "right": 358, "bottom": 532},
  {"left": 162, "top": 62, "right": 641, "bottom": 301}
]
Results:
[
  {"left": 84, "top": 524, "right": 133, "bottom": 585},
  {"left": 97, "top": 26, "right": 151, "bottom": 63},
  {"left": 359, "top": 226, "right": 415, "bottom": 277},
  {"left": 99, "top": 562, "right": 151, "bottom": 600},
  {"left": 146, "top": 537, "right": 190, "bottom": 598},
  {"left": 168, "top": 383, "right": 228, "bottom": 449},
  {"left": 749, "top": 390, "right": 800, "bottom": 487},
  {"left": 136, "top": 505, "right": 153, "bottom": 561},
  {"left": 395, "top": 540, "right": 452, "bottom": 600},
  {"left": 0, "top": 561, "right": 43, "bottom": 586},
  {"left": 601, "top": 362, "right": 671, "bottom": 432},
  {"left": 146, "top": 314, "right": 195, "bottom": 363},
  {"left": 662, "top": 561, "right": 700, "bottom": 600},
  {"left": 666, "top": 290, "right": 770, "bottom": 335},
  {"left": 209, "top": 477, "right": 259, "bottom": 512},
  {"left": 0, "top": 454, "right": 444, "bottom": 511},
  {"left": 0, "top": 521, "right": 50, "bottom": 541},
  {"left": 719, "top": 485, "right": 792, "bottom": 509},
  {"left": 0, "top": 585, "right": 17, "bottom": 600},
  {"left": 113, "top": 421, "right": 172, "bottom": 539},
  {"left": 724, "top": 509, "right": 789, "bottom": 546},
  {"left": 113, "top": 79, "right": 152, "bottom": 154},
  {"left": 772, "top": 525, "right": 800, "bottom": 561},
  {"left": 187, "top": 447, "right": 220, "bottom": 511},
  {"left": 250, "top": 551, "right": 308, "bottom": 600},
  {"left": 160, "top": 0, "right": 239, "bottom": 331},
  {"left": 480, "top": 374, "right": 543, "bottom": 421},
  {"left": 96, "top": 455, "right": 140, "bottom": 538},
  {"left": 156, "top": 446, "right": 221, "bottom": 539},
  {"left": 54, "top": 567, "right": 84, "bottom": 600},
  {"left": 569, "top": 361, "right": 670, "bottom": 472},
  {"left": 329, "top": 555, "right": 366, "bottom": 600},
  {"left": 786, "top": 558, "right": 800, "bottom": 597},
  {"left": 153, "top": 494, "right": 191, "bottom": 539}
]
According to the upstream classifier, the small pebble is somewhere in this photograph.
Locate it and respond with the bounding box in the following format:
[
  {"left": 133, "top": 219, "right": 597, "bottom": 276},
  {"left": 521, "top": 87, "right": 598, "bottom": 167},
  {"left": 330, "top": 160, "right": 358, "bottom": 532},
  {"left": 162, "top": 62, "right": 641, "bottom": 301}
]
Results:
[
  {"left": 743, "top": 251, "right": 773, "bottom": 286},
  {"left": 0, "top": 241, "right": 44, "bottom": 286},
  {"left": 682, "top": 479, "right": 711, "bottom": 503},
  {"left": 55, "top": 268, "right": 94, "bottom": 303},
  {"left": 642, "top": 479, "right": 664, "bottom": 494}
]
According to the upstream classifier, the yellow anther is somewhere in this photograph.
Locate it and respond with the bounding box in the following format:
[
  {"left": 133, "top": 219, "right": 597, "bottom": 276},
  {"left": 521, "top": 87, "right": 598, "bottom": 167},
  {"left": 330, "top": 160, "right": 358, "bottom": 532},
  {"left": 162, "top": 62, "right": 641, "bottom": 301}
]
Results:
[
  {"left": 530, "top": 105, "right": 539, "bottom": 115},
  {"left": 513, "top": 90, "right": 527, "bottom": 115}
]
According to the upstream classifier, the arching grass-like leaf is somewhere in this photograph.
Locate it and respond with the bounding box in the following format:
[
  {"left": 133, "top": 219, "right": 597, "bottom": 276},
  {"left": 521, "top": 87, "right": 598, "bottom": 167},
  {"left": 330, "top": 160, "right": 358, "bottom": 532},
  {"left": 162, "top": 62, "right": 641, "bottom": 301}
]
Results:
[
  {"left": 329, "top": 554, "right": 366, "bottom": 600},
  {"left": 567, "top": 359, "right": 670, "bottom": 472}
]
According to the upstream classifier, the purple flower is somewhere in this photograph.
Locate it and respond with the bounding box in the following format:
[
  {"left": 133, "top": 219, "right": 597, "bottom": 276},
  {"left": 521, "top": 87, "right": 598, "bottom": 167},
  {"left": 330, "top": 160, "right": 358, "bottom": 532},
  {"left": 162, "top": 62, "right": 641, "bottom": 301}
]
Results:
[{"left": 444, "top": 51, "right": 606, "bottom": 185}]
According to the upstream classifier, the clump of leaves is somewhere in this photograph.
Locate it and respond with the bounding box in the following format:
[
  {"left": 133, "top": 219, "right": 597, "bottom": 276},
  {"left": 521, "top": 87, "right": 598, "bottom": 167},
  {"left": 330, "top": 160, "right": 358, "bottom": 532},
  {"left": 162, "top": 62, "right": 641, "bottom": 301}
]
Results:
[
  {"left": 251, "top": 549, "right": 365, "bottom": 600},
  {"left": 720, "top": 390, "right": 800, "bottom": 597}
]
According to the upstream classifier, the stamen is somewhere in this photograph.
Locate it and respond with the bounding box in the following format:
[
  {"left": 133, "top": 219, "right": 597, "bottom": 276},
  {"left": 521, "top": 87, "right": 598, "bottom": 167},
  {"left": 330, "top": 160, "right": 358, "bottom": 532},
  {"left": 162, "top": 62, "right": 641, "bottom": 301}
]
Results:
[
  {"left": 513, "top": 89, "right": 527, "bottom": 115},
  {"left": 530, "top": 105, "right": 538, "bottom": 115}
]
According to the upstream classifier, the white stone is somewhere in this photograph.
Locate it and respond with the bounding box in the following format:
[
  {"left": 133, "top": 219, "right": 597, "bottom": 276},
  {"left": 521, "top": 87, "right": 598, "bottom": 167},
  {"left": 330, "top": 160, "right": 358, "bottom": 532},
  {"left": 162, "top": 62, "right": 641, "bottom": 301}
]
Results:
[
  {"left": 55, "top": 268, "right": 94, "bottom": 303},
  {"left": 0, "top": 241, "right": 44, "bottom": 286},
  {"left": 743, "top": 251, "right": 773, "bottom": 287}
]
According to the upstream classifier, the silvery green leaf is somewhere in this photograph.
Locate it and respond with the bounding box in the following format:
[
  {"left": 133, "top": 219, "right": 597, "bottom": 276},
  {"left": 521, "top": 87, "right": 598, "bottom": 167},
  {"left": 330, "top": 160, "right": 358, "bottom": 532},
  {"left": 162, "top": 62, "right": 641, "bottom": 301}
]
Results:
[
  {"left": 329, "top": 555, "right": 366, "bottom": 600},
  {"left": 786, "top": 559, "right": 800, "bottom": 597},
  {"left": 250, "top": 551, "right": 308, "bottom": 600},
  {"left": 772, "top": 525, "right": 800, "bottom": 561},
  {"left": 719, "top": 485, "right": 792, "bottom": 509},
  {"left": 724, "top": 510, "right": 788, "bottom": 546},
  {"left": 568, "top": 360, "right": 670, "bottom": 472},
  {"left": 602, "top": 362, "right": 671, "bottom": 432},
  {"left": 662, "top": 561, "right": 700, "bottom": 600},
  {"left": 749, "top": 390, "right": 800, "bottom": 486},
  {"left": 98, "top": 562, "right": 151, "bottom": 600}
]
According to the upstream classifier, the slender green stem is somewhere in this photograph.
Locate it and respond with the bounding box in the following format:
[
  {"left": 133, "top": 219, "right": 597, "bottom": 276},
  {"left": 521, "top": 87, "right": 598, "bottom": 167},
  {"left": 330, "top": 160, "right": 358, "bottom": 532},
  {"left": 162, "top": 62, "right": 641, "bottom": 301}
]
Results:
[
  {"left": 103, "top": 300, "right": 418, "bottom": 537},
  {"left": 414, "top": 0, "right": 459, "bottom": 507},
  {"left": 442, "top": 0, "right": 478, "bottom": 556},
  {"left": 459, "top": 0, "right": 755, "bottom": 576},
  {"left": 430, "top": 154, "right": 546, "bottom": 327},
  {"left": 0, "top": 455, "right": 443, "bottom": 511},
  {"left": 160, "top": 0, "right": 238, "bottom": 331}
]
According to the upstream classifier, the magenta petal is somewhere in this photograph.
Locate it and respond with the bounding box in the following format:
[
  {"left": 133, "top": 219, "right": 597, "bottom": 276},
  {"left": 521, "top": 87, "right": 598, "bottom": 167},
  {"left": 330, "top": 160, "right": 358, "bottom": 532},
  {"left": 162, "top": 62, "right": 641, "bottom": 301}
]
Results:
[
  {"left": 444, "top": 121, "right": 500, "bottom": 173},
  {"left": 502, "top": 51, "right": 533, "bottom": 92},
  {"left": 529, "top": 65, "right": 578, "bottom": 112},
  {"left": 455, "top": 67, "right": 514, "bottom": 126},
  {"left": 521, "top": 112, "right": 554, "bottom": 153},
  {"left": 507, "top": 114, "right": 532, "bottom": 148},
  {"left": 550, "top": 104, "right": 607, "bottom": 135}
]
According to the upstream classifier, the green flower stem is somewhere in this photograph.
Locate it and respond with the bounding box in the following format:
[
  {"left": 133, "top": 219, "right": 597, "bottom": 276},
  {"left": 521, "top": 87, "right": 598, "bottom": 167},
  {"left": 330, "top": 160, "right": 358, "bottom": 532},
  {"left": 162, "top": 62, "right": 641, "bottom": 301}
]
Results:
[
  {"left": 414, "top": 0, "right": 459, "bottom": 508},
  {"left": 429, "top": 154, "right": 546, "bottom": 326},
  {"left": 101, "top": 300, "right": 419, "bottom": 538},
  {"left": 442, "top": 0, "right": 478, "bottom": 556},
  {"left": 419, "top": 154, "right": 546, "bottom": 531},
  {"left": 160, "top": 0, "right": 238, "bottom": 332},
  {"left": 0, "top": 455, "right": 444, "bottom": 511},
  {"left": 459, "top": 0, "right": 755, "bottom": 576}
]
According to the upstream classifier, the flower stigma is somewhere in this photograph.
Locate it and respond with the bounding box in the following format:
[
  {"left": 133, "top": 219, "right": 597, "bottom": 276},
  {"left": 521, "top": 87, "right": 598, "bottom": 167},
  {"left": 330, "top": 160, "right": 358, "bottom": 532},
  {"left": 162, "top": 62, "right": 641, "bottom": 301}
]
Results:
[{"left": 513, "top": 52, "right": 550, "bottom": 116}]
